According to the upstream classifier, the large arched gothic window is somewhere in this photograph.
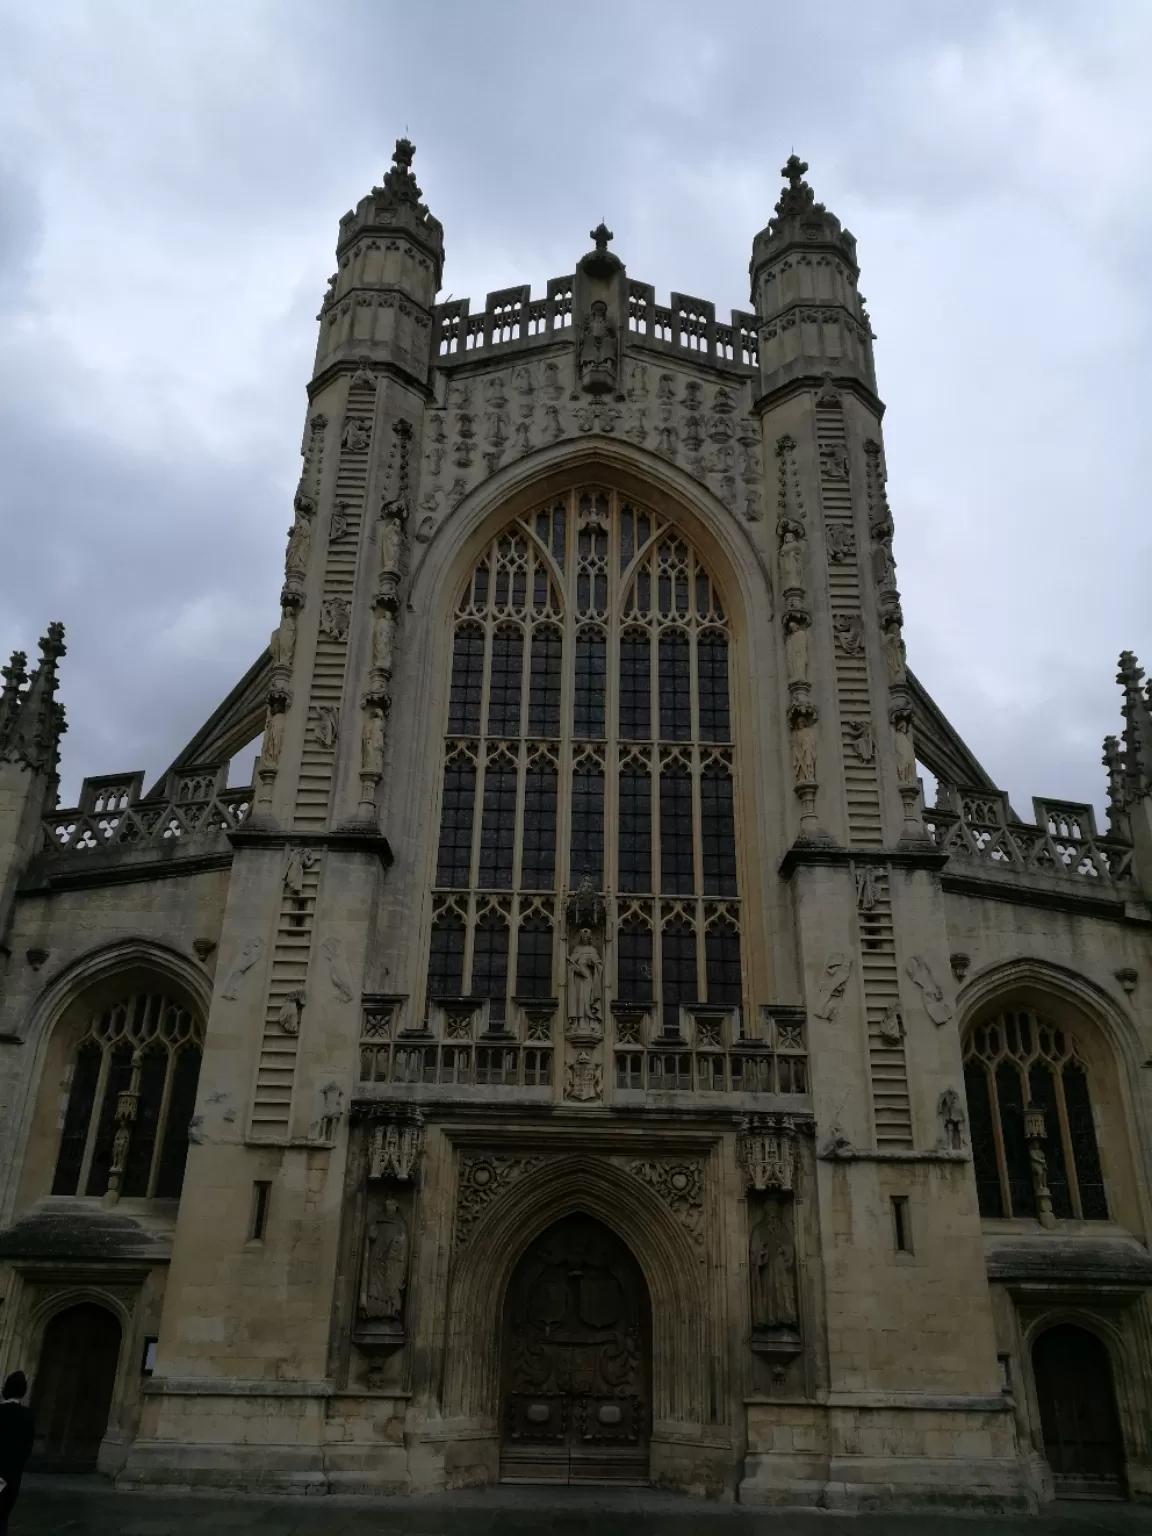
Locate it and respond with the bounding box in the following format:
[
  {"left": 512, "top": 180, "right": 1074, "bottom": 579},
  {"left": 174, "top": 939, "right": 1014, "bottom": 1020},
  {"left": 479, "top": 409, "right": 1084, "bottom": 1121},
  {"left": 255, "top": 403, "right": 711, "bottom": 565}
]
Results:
[
  {"left": 963, "top": 1009, "right": 1108, "bottom": 1221},
  {"left": 429, "top": 488, "right": 741, "bottom": 1032},
  {"left": 51, "top": 990, "right": 204, "bottom": 1200}
]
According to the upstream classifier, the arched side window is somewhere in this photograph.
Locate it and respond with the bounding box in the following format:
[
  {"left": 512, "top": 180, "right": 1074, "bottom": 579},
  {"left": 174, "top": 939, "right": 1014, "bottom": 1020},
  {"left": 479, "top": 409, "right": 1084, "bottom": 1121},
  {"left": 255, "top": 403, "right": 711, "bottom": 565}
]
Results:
[
  {"left": 429, "top": 488, "right": 741, "bottom": 1032},
  {"left": 52, "top": 991, "right": 204, "bottom": 1200},
  {"left": 963, "top": 1009, "right": 1108, "bottom": 1221}
]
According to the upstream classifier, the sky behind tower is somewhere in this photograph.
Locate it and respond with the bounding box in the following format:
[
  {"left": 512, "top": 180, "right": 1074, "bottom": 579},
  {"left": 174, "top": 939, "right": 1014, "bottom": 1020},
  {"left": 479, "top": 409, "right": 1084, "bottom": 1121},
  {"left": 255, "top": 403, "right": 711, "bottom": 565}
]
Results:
[{"left": 0, "top": 0, "right": 1149, "bottom": 818}]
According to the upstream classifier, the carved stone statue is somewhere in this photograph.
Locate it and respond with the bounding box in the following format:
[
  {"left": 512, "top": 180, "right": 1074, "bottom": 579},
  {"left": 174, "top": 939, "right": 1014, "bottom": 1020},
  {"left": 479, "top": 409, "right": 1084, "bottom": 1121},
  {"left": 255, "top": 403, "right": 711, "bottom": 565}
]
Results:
[
  {"left": 578, "top": 300, "right": 618, "bottom": 395},
  {"left": 777, "top": 518, "right": 806, "bottom": 595},
  {"left": 790, "top": 715, "right": 818, "bottom": 787},
  {"left": 284, "top": 845, "right": 314, "bottom": 896},
  {"left": 782, "top": 609, "right": 810, "bottom": 687},
  {"left": 359, "top": 1200, "right": 409, "bottom": 1321},
  {"left": 814, "top": 952, "right": 853, "bottom": 1020},
  {"left": 938, "top": 1088, "right": 966, "bottom": 1150},
  {"left": 891, "top": 708, "right": 918, "bottom": 786},
  {"left": 277, "top": 989, "right": 305, "bottom": 1035},
  {"left": 320, "top": 596, "right": 350, "bottom": 641},
  {"left": 882, "top": 617, "right": 907, "bottom": 684},
  {"left": 371, "top": 609, "right": 396, "bottom": 676},
  {"left": 846, "top": 718, "right": 875, "bottom": 763},
  {"left": 260, "top": 701, "right": 286, "bottom": 770},
  {"left": 907, "top": 955, "right": 953, "bottom": 1025},
  {"left": 342, "top": 417, "right": 371, "bottom": 452},
  {"left": 567, "top": 928, "right": 604, "bottom": 1039},
  {"left": 270, "top": 604, "right": 298, "bottom": 670},
  {"left": 750, "top": 1200, "right": 799, "bottom": 1332},
  {"left": 361, "top": 702, "right": 386, "bottom": 778},
  {"left": 379, "top": 506, "right": 407, "bottom": 574},
  {"left": 221, "top": 936, "right": 264, "bottom": 1001},
  {"left": 284, "top": 505, "right": 314, "bottom": 582}
]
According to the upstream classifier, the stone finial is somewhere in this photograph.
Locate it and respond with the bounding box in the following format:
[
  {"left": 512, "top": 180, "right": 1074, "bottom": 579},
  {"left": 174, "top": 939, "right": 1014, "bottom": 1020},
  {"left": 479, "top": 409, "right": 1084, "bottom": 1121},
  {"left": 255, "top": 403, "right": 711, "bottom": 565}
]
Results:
[
  {"left": 0, "top": 623, "right": 67, "bottom": 774},
  {"left": 1114, "top": 651, "right": 1152, "bottom": 807},
  {"left": 590, "top": 222, "right": 614, "bottom": 254},
  {"left": 379, "top": 137, "right": 423, "bottom": 208},
  {"left": 774, "top": 155, "right": 822, "bottom": 221}
]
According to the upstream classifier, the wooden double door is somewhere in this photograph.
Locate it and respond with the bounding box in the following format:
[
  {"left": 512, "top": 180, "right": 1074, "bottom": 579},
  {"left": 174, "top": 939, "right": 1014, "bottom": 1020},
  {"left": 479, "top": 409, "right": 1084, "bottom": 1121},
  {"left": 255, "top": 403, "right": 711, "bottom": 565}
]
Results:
[
  {"left": 1033, "top": 1324, "right": 1126, "bottom": 1498},
  {"left": 32, "top": 1303, "right": 122, "bottom": 1470},
  {"left": 500, "top": 1213, "right": 651, "bottom": 1484}
]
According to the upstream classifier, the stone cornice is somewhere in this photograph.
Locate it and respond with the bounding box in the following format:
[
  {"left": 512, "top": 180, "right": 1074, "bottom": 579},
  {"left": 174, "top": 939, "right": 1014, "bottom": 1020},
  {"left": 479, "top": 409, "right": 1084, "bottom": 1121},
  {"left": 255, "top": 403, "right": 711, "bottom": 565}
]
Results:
[
  {"left": 228, "top": 827, "right": 393, "bottom": 866},
  {"left": 752, "top": 372, "right": 886, "bottom": 421},
  {"left": 941, "top": 868, "right": 1148, "bottom": 924},
  {"left": 779, "top": 842, "right": 949, "bottom": 878}
]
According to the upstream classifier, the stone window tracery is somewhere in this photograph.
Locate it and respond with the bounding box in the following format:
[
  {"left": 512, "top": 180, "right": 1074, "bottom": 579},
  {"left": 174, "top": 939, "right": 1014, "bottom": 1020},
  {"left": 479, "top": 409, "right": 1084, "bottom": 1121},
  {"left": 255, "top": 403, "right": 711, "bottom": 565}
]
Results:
[
  {"left": 963, "top": 1009, "right": 1109, "bottom": 1222},
  {"left": 429, "top": 487, "right": 742, "bottom": 1031},
  {"left": 52, "top": 989, "right": 204, "bottom": 1201}
]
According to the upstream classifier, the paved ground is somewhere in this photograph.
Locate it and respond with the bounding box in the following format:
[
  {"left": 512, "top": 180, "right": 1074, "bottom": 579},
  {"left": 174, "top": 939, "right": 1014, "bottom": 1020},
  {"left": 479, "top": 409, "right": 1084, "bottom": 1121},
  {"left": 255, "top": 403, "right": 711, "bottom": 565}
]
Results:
[{"left": 9, "top": 1477, "right": 1152, "bottom": 1536}]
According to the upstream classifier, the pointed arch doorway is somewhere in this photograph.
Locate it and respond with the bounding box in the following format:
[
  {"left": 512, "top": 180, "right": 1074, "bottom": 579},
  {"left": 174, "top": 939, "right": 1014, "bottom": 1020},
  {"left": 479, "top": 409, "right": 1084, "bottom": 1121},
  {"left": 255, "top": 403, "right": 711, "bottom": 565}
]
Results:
[
  {"left": 1033, "top": 1324, "right": 1126, "bottom": 1498},
  {"left": 32, "top": 1302, "right": 122, "bottom": 1469},
  {"left": 499, "top": 1212, "right": 651, "bottom": 1484}
]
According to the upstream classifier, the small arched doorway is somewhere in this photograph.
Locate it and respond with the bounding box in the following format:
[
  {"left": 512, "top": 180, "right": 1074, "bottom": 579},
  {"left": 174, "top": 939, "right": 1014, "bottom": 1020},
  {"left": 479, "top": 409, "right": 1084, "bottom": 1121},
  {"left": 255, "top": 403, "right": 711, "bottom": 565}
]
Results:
[
  {"left": 32, "top": 1303, "right": 122, "bottom": 1469},
  {"left": 1033, "top": 1323, "right": 1126, "bottom": 1498},
  {"left": 499, "top": 1212, "right": 651, "bottom": 1485}
]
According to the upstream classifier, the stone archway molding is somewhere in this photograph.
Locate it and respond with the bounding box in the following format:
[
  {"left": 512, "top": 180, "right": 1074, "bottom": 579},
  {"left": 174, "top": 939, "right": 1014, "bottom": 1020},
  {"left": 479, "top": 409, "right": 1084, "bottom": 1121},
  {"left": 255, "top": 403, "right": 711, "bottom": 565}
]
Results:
[{"left": 441, "top": 1151, "right": 709, "bottom": 1427}]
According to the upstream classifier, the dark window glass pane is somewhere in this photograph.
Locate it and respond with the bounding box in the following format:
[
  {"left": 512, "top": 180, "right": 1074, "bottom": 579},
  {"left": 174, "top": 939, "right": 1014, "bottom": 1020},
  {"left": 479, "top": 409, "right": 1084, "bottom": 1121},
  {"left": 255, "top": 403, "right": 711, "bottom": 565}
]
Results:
[
  {"left": 661, "top": 920, "right": 697, "bottom": 1031},
  {"left": 448, "top": 625, "right": 484, "bottom": 736},
  {"left": 552, "top": 504, "right": 566, "bottom": 567},
  {"left": 705, "top": 922, "right": 741, "bottom": 1008},
  {"left": 618, "top": 768, "right": 652, "bottom": 893},
  {"left": 574, "top": 629, "right": 606, "bottom": 738},
  {"left": 660, "top": 768, "right": 694, "bottom": 894},
  {"left": 1029, "top": 1063, "right": 1073, "bottom": 1220},
  {"left": 620, "top": 506, "right": 634, "bottom": 572},
  {"left": 153, "top": 1046, "right": 203, "bottom": 1199},
  {"left": 472, "top": 561, "right": 489, "bottom": 608},
  {"left": 478, "top": 761, "right": 517, "bottom": 888},
  {"left": 52, "top": 1041, "right": 102, "bottom": 1195},
  {"left": 471, "top": 918, "right": 509, "bottom": 1023},
  {"left": 965, "top": 1060, "right": 1004, "bottom": 1217},
  {"left": 487, "top": 626, "right": 524, "bottom": 737},
  {"left": 701, "top": 767, "right": 737, "bottom": 896},
  {"left": 528, "top": 626, "right": 562, "bottom": 737},
  {"left": 995, "top": 1062, "right": 1035, "bottom": 1218},
  {"left": 1063, "top": 1062, "right": 1109, "bottom": 1219},
  {"left": 658, "top": 631, "right": 691, "bottom": 740},
  {"left": 520, "top": 763, "right": 557, "bottom": 889},
  {"left": 428, "top": 917, "right": 465, "bottom": 999},
  {"left": 570, "top": 768, "right": 604, "bottom": 886},
  {"left": 619, "top": 631, "right": 651, "bottom": 740},
  {"left": 121, "top": 1049, "right": 169, "bottom": 1198},
  {"left": 515, "top": 919, "right": 553, "bottom": 998},
  {"left": 698, "top": 632, "right": 730, "bottom": 741},
  {"left": 85, "top": 1045, "right": 134, "bottom": 1197},
  {"left": 618, "top": 923, "right": 653, "bottom": 1002},
  {"left": 435, "top": 761, "right": 476, "bottom": 887}
]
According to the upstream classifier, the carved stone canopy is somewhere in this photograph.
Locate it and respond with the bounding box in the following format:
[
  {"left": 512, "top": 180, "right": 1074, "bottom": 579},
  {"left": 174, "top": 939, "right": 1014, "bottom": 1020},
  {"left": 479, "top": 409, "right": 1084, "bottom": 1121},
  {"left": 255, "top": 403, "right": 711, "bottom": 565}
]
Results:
[
  {"left": 365, "top": 1108, "right": 425, "bottom": 1184},
  {"left": 738, "top": 1114, "right": 807, "bottom": 1195},
  {"left": 566, "top": 872, "right": 606, "bottom": 932}
]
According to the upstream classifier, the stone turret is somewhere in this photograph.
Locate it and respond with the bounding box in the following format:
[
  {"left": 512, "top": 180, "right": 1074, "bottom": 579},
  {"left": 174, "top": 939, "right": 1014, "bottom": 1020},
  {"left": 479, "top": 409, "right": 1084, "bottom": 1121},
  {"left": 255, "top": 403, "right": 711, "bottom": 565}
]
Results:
[
  {"left": 1105, "top": 651, "right": 1152, "bottom": 896},
  {"left": 313, "top": 138, "right": 444, "bottom": 386},
  {"left": 750, "top": 156, "right": 876, "bottom": 398},
  {"left": 0, "top": 624, "right": 66, "bottom": 964}
]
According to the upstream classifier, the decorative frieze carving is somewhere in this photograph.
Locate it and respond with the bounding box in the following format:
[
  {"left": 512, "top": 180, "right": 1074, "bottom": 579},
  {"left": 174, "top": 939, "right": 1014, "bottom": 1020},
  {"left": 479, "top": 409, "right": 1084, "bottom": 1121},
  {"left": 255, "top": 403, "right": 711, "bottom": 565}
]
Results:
[
  {"left": 626, "top": 1159, "right": 704, "bottom": 1246},
  {"left": 564, "top": 1048, "right": 603, "bottom": 1102},
  {"left": 737, "top": 1114, "right": 800, "bottom": 1194},
  {"left": 455, "top": 1155, "right": 546, "bottom": 1247},
  {"left": 367, "top": 1108, "right": 425, "bottom": 1183}
]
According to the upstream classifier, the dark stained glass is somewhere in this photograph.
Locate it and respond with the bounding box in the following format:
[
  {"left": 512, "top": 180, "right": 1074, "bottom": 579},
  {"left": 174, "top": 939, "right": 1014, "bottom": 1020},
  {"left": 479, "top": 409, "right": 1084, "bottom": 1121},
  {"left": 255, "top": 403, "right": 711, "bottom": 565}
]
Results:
[
  {"left": 698, "top": 631, "right": 730, "bottom": 741},
  {"left": 120, "top": 1049, "right": 169, "bottom": 1198},
  {"left": 520, "top": 762, "right": 557, "bottom": 890},
  {"left": 515, "top": 915, "right": 553, "bottom": 998},
  {"left": 658, "top": 630, "right": 691, "bottom": 740},
  {"left": 705, "top": 919, "right": 741, "bottom": 1008},
  {"left": 471, "top": 913, "right": 509, "bottom": 1023},
  {"left": 448, "top": 624, "right": 485, "bottom": 736},
  {"left": 618, "top": 919, "right": 653, "bottom": 1002},
  {"left": 570, "top": 765, "right": 604, "bottom": 887},
  {"left": 660, "top": 766, "right": 694, "bottom": 894},
  {"left": 1063, "top": 1061, "right": 1109, "bottom": 1219},
  {"left": 701, "top": 765, "right": 737, "bottom": 896},
  {"left": 619, "top": 630, "right": 651, "bottom": 740},
  {"left": 661, "top": 918, "right": 697, "bottom": 1033},
  {"left": 965, "top": 1060, "right": 1004, "bottom": 1218},
  {"left": 435, "top": 761, "right": 476, "bottom": 887},
  {"left": 618, "top": 765, "right": 652, "bottom": 893},
  {"left": 51, "top": 1040, "right": 101, "bottom": 1195},
  {"left": 995, "top": 1062, "right": 1036, "bottom": 1218},
  {"left": 528, "top": 626, "right": 562, "bottom": 737},
  {"left": 428, "top": 914, "right": 465, "bottom": 998},
  {"left": 153, "top": 1046, "right": 203, "bottom": 1199},
  {"left": 487, "top": 626, "right": 524, "bottom": 737},
  {"left": 574, "top": 628, "right": 607, "bottom": 738},
  {"left": 478, "top": 759, "right": 517, "bottom": 888}
]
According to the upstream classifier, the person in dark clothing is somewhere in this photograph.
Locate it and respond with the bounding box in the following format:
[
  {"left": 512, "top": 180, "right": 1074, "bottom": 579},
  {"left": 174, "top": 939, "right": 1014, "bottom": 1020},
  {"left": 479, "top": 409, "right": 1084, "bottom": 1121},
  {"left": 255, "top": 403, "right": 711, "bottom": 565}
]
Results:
[{"left": 0, "top": 1372, "right": 34, "bottom": 1535}]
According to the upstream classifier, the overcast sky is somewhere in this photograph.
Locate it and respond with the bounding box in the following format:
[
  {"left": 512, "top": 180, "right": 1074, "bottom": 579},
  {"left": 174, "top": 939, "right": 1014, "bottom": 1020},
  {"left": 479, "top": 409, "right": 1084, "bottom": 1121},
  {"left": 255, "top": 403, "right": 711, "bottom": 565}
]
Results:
[{"left": 1, "top": 0, "right": 1149, "bottom": 824}]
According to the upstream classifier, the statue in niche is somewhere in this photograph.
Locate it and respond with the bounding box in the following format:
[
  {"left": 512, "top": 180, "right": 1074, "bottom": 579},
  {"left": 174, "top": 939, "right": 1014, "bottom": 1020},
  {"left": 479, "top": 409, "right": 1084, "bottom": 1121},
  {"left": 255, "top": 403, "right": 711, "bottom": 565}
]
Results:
[
  {"left": 777, "top": 518, "right": 806, "bottom": 595},
  {"left": 361, "top": 702, "right": 387, "bottom": 779},
  {"left": 379, "top": 505, "right": 407, "bottom": 575},
  {"left": 567, "top": 928, "right": 604, "bottom": 1039},
  {"left": 284, "top": 504, "right": 314, "bottom": 582},
  {"left": 938, "top": 1088, "right": 966, "bottom": 1150},
  {"left": 578, "top": 299, "right": 618, "bottom": 395},
  {"left": 891, "top": 708, "right": 918, "bottom": 786},
  {"left": 371, "top": 609, "right": 396, "bottom": 676},
  {"left": 872, "top": 522, "right": 897, "bottom": 592},
  {"left": 750, "top": 1199, "right": 799, "bottom": 1332},
  {"left": 270, "top": 603, "right": 298, "bottom": 670},
  {"left": 359, "top": 1200, "right": 409, "bottom": 1321},
  {"left": 782, "top": 609, "right": 810, "bottom": 687},
  {"left": 350, "top": 356, "right": 376, "bottom": 391},
  {"left": 789, "top": 713, "right": 818, "bottom": 787},
  {"left": 882, "top": 617, "right": 907, "bottom": 684},
  {"left": 260, "top": 701, "right": 286, "bottom": 770}
]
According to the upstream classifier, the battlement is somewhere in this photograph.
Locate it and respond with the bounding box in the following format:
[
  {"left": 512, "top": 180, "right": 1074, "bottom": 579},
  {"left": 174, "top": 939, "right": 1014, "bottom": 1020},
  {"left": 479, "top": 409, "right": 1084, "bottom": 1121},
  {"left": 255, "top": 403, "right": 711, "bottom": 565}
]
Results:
[{"left": 435, "top": 277, "right": 759, "bottom": 373}]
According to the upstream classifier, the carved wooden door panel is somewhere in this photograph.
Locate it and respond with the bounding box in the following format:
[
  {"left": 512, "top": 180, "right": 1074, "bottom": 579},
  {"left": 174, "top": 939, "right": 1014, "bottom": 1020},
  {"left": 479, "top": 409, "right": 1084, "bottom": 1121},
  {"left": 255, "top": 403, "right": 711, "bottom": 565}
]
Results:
[
  {"left": 31, "top": 1303, "right": 122, "bottom": 1470},
  {"left": 500, "top": 1213, "right": 650, "bottom": 1484},
  {"left": 1033, "top": 1325, "right": 1126, "bottom": 1498}
]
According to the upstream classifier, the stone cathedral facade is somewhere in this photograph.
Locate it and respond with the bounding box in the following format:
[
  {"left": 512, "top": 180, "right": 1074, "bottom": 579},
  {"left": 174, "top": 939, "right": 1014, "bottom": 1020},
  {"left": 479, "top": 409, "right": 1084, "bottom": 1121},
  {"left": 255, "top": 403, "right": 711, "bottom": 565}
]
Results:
[{"left": 1, "top": 144, "right": 1151, "bottom": 1508}]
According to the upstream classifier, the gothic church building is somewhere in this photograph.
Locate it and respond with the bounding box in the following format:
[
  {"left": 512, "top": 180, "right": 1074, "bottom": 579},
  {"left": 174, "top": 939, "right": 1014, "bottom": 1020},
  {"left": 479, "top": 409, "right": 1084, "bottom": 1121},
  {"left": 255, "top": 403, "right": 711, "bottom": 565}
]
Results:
[{"left": 1, "top": 144, "right": 1151, "bottom": 1507}]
